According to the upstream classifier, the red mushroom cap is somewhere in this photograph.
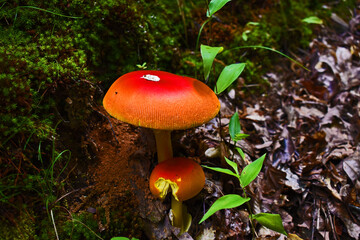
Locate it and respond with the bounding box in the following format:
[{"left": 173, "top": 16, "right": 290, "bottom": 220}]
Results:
[
  {"left": 102, "top": 70, "right": 220, "bottom": 130},
  {"left": 149, "top": 157, "right": 205, "bottom": 201}
]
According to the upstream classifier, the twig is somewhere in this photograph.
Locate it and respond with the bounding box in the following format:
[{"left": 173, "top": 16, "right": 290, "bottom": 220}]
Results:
[
  {"left": 311, "top": 198, "right": 317, "bottom": 240},
  {"left": 54, "top": 187, "right": 89, "bottom": 205},
  {"left": 50, "top": 209, "right": 59, "bottom": 240},
  {"left": 326, "top": 205, "right": 338, "bottom": 240}
]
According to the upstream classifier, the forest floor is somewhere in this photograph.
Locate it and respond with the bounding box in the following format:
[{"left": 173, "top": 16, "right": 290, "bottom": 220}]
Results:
[
  {"left": 2, "top": 7, "right": 359, "bottom": 240},
  {"left": 65, "top": 11, "right": 360, "bottom": 240}
]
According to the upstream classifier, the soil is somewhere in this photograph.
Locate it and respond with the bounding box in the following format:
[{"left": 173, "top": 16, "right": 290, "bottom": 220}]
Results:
[{"left": 73, "top": 107, "right": 173, "bottom": 239}]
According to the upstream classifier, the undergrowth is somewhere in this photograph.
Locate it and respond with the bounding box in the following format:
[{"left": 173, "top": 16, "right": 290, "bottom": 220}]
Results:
[{"left": 0, "top": 0, "right": 357, "bottom": 238}]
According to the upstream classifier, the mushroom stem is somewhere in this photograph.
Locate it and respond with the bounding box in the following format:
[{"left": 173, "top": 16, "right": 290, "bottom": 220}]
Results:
[
  {"left": 153, "top": 130, "right": 173, "bottom": 163},
  {"left": 171, "top": 195, "right": 184, "bottom": 232}
]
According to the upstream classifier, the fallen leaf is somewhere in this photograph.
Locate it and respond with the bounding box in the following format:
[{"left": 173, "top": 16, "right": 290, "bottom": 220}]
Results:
[
  {"left": 287, "top": 233, "right": 304, "bottom": 240},
  {"left": 283, "top": 168, "right": 306, "bottom": 192},
  {"left": 342, "top": 150, "right": 360, "bottom": 183}
]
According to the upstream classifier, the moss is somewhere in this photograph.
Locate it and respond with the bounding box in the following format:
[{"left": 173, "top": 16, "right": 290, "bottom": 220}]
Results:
[
  {"left": 0, "top": 0, "right": 189, "bottom": 149},
  {"left": 60, "top": 203, "right": 143, "bottom": 240},
  {"left": 0, "top": 210, "right": 36, "bottom": 240},
  {"left": 61, "top": 212, "right": 99, "bottom": 240}
]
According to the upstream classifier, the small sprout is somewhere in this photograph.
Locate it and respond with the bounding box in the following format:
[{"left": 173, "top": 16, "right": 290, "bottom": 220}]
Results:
[{"left": 136, "top": 62, "right": 147, "bottom": 69}]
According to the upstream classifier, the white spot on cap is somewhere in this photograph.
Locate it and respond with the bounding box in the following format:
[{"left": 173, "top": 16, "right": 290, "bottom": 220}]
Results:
[{"left": 141, "top": 74, "right": 160, "bottom": 82}]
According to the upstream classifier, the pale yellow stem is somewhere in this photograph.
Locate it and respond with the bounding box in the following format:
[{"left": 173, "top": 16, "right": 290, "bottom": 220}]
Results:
[
  {"left": 171, "top": 195, "right": 183, "bottom": 231},
  {"left": 153, "top": 130, "right": 173, "bottom": 163}
]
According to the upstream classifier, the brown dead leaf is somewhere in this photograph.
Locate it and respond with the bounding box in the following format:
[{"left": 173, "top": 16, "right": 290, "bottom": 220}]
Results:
[{"left": 342, "top": 149, "right": 360, "bottom": 183}]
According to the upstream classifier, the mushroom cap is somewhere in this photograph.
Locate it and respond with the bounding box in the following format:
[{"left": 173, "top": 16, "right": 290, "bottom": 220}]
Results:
[
  {"left": 149, "top": 157, "right": 205, "bottom": 201},
  {"left": 103, "top": 70, "right": 220, "bottom": 130}
]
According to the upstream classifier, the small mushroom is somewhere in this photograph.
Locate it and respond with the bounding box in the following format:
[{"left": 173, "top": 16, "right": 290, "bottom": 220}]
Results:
[
  {"left": 149, "top": 157, "right": 205, "bottom": 233},
  {"left": 103, "top": 70, "right": 220, "bottom": 163}
]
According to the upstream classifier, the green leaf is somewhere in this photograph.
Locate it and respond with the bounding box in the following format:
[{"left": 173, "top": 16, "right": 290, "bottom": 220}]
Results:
[
  {"left": 240, "top": 154, "right": 266, "bottom": 187},
  {"left": 252, "top": 213, "right": 288, "bottom": 236},
  {"left": 229, "top": 112, "right": 240, "bottom": 142},
  {"left": 202, "top": 165, "right": 237, "bottom": 177},
  {"left": 224, "top": 157, "right": 239, "bottom": 175},
  {"left": 215, "top": 63, "right": 246, "bottom": 94},
  {"left": 206, "top": 0, "right": 231, "bottom": 17},
  {"left": 111, "top": 238, "right": 139, "bottom": 240},
  {"left": 236, "top": 147, "right": 245, "bottom": 160},
  {"left": 201, "top": 44, "right": 224, "bottom": 81},
  {"left": 302, "top": 16, "right": 323, "bottom": 24},
  {"left": 233, "top": 133, "right": 249, "bottom": 141},
  {"left": 242, "top": 31, "right": 249, "bottom": 41},
  {"left": 199, "top": 194, "right": 250, "bottom": 223},
  {"left": 234, "top": 133, "right": 249, "bottom": 142}
]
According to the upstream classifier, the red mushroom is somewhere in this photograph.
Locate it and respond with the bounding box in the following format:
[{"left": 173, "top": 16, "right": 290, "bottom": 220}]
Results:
[
  {"left": 149, "top": 157, "right": 205, "bottom": 233},
  {"left": 103, "top": 70, "right": 220, "bottom": 163},
  {"left": 103, "top": 70, "right": 219, "bottom": 232}
]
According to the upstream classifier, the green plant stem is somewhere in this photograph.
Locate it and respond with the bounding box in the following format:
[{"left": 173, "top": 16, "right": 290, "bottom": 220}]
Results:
[
  {"left": 196, "top": 17, "right": 212, "bottom": 52},
  {"left": 225, "top": 46, "right": 310, "bottom": 71},
  {"left": 153, "top": 130, "right": 173, "bottom": 163},
  {"left": 236, "top": 170, "right": 258, "bottom": 238},
  {"left": 279, "top": 1, "right": 288, "bottom": 31},
  {"left": 176, "top": 0, "right": 188, "bottom": 44},
  {"left": 0, "top": 2, "right": 7, "bottom": 11},
  {"left": 242, "top": 189, "right": 258, "bottom": 238},
  {"left": 15, "top": 6, "right": 82, "bottom": 19}
]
